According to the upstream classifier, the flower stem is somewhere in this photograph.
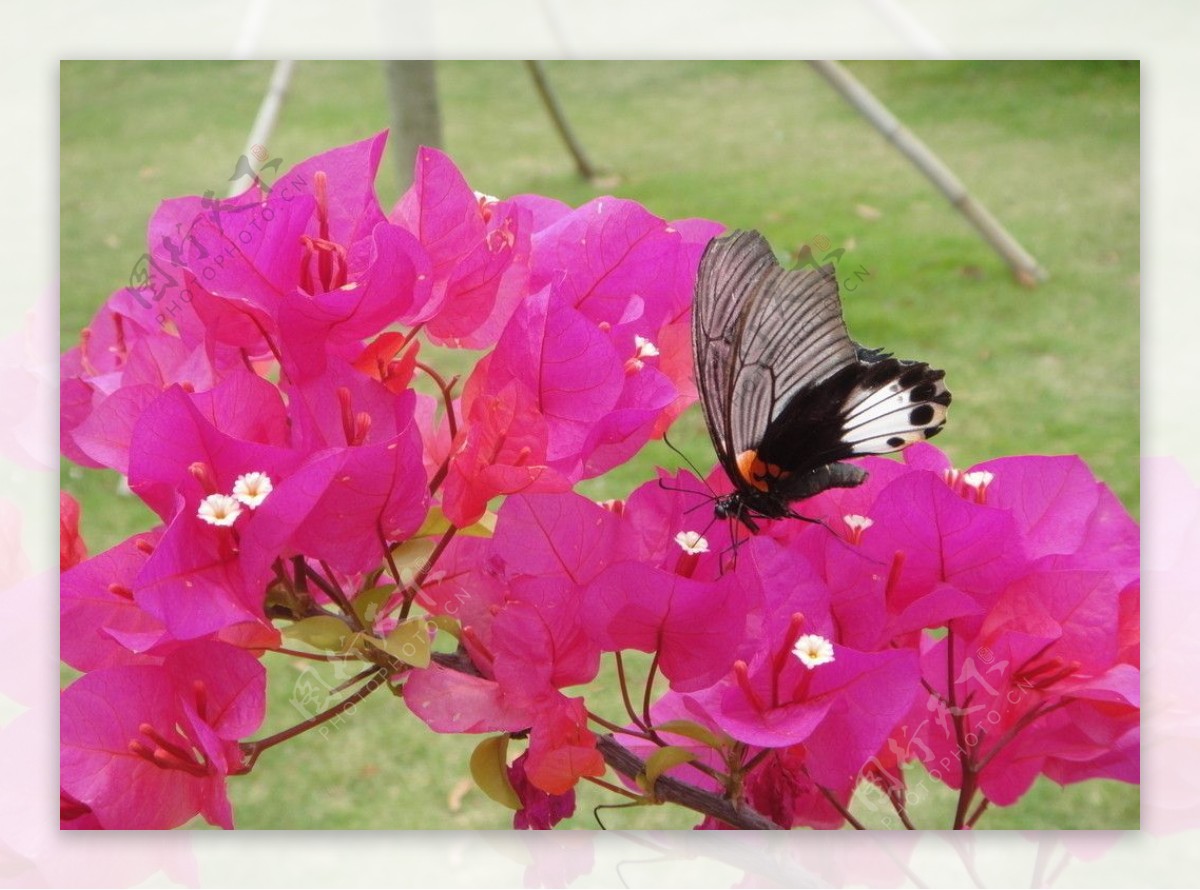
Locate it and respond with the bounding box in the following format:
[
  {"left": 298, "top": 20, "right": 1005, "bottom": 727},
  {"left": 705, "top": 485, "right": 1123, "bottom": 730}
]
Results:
[
  {"left": 273, "top": 647, "right": 363, "bottom": 662},
  {"left": 888, "top": 785, "right": 916, "bottom": 830},
  {"left": 946, "top": 627, "right": 979, "bottom": 830},
  {"left": 586, "top": 709, "right": 652, "bottom": 740},
  {"left": 240, "top": 667, "right": 387, "bottom": 769},
  {"left": 966, "top": 796, "right": 990, "bottom": 828},
  {"left": 318, "top": 558, "right": 364, "bottom": 633},
  {"left": 416, "top": 359, "right": 460, "bottom": 441},
  {"left": 389, "top": 523, "right": 458, "bottom": 621},
  {"left": 816, "top": 781, "right": 866, "bottom": 830},
  {"left": 613, "top": 652, "right": 648, "bottom": 732}
]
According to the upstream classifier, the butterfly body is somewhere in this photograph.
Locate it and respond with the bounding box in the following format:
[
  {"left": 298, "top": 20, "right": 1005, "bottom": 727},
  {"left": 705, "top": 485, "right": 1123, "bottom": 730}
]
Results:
[{"left": 692, "top": 229, "right": 951, "bottom": 531}]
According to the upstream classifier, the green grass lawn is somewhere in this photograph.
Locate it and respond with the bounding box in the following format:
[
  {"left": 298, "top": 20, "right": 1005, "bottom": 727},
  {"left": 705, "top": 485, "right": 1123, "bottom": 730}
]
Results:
[{"left": 60, "top": 60, "right": 1139, "bottom": 829}]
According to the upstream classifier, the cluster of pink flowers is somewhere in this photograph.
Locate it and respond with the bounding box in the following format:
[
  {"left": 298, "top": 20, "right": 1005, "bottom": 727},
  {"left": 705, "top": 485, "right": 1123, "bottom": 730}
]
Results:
[{"left": 60, "top": 134, "right": 1139, "bottom": 829}]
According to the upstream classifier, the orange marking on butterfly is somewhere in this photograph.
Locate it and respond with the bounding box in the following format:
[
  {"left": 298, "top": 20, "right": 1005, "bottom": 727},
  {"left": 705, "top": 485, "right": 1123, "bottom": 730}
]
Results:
[{"left": 735, "top": 450, "right": 791, "bottom": 492}]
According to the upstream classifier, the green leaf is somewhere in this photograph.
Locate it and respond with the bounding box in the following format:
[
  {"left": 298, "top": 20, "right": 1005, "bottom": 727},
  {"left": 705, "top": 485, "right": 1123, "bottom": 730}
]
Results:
[
  {"left": 415, "top": 506, "right": 453, "bottom": 538},
  {"left": 638, "top": 746, "right": 697, "bottom": 796},
  {"left": 367, "top": 617, "right": 432, "bottom": 667},
  {"left": 654, "top": 719, "right": 729, "bottom": 751},
  {"left": 470, "top": 735, "right": 520, "bottom": 811},
  {"left": 351, "top": 584, "right": 396, "bottom": 626},
  {"left": 429, "top": 614, "right": 462, "bottom": 641},
  {"left": 282, "top": 615, "right": 353, "bottom": 652},
  {"left": 416, "top": 506, "right": 496, "bottom": 539},
  {"left": 388, "top": 538, "right": 437, "bottom": 582}
]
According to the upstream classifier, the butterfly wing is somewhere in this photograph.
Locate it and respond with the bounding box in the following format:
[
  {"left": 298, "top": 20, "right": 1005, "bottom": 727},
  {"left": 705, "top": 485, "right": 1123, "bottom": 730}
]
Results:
[
  {"left": 693, "top": 229, "right": 951, "bottom": 506},
  {"left": 692, "top": 229, "right": 778, "bottom": 486}
]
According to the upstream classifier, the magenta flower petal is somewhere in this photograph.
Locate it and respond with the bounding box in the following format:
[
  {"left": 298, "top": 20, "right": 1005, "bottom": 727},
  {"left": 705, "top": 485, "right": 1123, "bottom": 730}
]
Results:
[
  {"left": 61, "top": 666, "right": 205, "bottom": 829},
  {"left": 491, "top": 491, "right": 619, "bottom": 584},
  {"left": 861, "top": 470, "right": 1027, "bottom": 612},
  {"left": 403, "top": 665, "right": 531, "bottom": 733},
  {"left": 61, "top": 530, "right": 166, "bottom": 671},
  {"left": 509, "top": 751, "right": 577, "bottom": 829},
  {"left": 508, "top": 193, "right": 572, "bottom": 232},
  {"left": 799, "top": 648, "right": 924, "bottom": 790},
  {"left": 440, "top": 378, "right": 569, "bottom": 528},
  {"left": 391, "top": 147, "right": 532, "bottom": 348},
  {"left": 980, "top": 569, "right": 1122, "bottom": 675},
  {"left": 527, "top": 198, "right": 703, "bottom": 331},
  {"left": 285, "top": 131, "right": 389, "bottom": 249},
  {"left": 132, "top": 514, "right": 273, "bottom": 641},
  {"left": 60, "top": 492, "right": 87, "bottom": 571},
  {"left": 712, "top": 645, "right": 918, "bottom": 750},
  {"left": 522, "top": 695, "right": 605, "bottom": 795},
  {"left": 488, "top": 285, "right": 625, "bottom": 473},
  {"left": 587, "top": 561, "right": 752, "bottom": 692},
  {"left": 969, "top": 454, "right": 1105, "bottom": 556},
  {"left": 274, "top": 222, "right": 433, "bottom": 382},
  {"left": 60, "top": 640, "right": 265, "bottom": 830},
  {"left": 243, "top": 386, "right": 429, "bottom": 577},
  {"left": 246, "top": 429, "right": 428, "bottom": 576},
  {"left": 127, "top": 384, "right": 298, "bottom": 523}
]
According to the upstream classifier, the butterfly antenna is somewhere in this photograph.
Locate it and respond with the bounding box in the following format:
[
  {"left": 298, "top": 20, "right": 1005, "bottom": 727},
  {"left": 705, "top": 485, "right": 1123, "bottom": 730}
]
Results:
[{"left": 663, "top": 432, "right": 716, "bottom": 495}]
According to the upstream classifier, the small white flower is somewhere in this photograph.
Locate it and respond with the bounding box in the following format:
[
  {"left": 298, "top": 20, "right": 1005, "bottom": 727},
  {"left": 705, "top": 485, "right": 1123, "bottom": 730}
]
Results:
[
  {"left": 792, "top": 634, "right": 835, "bottom": 669},
  {"left": 673, "top": 530, "right": 710, "bottom": 555},
  {"left": 198, "top": 494, "right": 243, "bottom": 527},
  {"left": 625, "top": 336, "right": 661, "bottom": 374},
  {"left": 962, "top": 470, "right": 994, "bottom": 490},
  {"left": 233, "top": 471, "right": 274, "bottom": 509},
  {"left": 961, "top": 470, "right": 995, "bottom": 503},
  {"left": 473, "top": 189, "right": 499, "bottom": 205},
  {"left": 843, "top": 514, "right": 873, "bottom": 533},
  {"left": 633, "top": 335, "right": 660, "bottom": 358}
]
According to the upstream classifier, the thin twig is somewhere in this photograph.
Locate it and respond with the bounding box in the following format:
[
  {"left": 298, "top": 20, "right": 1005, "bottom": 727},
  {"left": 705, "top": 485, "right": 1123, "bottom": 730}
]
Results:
[
  {"left": 889, "top": 788, "right": 917, "bottom": 830},
  {"left": 641, "top": 650, "right": 660, "bottom": 729},
  {"left": 816, "top": 782, "right": 866, "bottom": 830},
  {"left": 415, "top": 359, "right": 460, "bottom": 441},
  {"left": 946, "top": 628, "right": 977, "bottom": 830},
  {"left": 974, "top": 699, "right": 1071, "bottom": 775},
  {"left": 390, "top": 523, "right": 458, "bottom": 621},
  {"left": 584, "top": 774, "right": 644, "bottom": 803},
  {"left": 273, "top": 647, "right": 365, "bottom": 662},
  {"left": 586, "top": 709, "right": 652, "bottom": 740},
  {"left": 317, "top": 558, "right": 364, "bottom": 633},
  {"left": 240, "top": 667, "right": 387, "bottom": 769},
  {"left": 614, "top": 652, "right": 648, "bottom": 732},
  {"left": 965, "top": 796, "right": 990, "bottom": 829}
]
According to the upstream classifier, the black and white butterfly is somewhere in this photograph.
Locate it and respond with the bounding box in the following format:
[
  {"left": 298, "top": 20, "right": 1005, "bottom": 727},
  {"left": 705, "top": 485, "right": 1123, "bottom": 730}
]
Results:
[{"left": 692, "top": 229, "right": 951, "bottom": 533}]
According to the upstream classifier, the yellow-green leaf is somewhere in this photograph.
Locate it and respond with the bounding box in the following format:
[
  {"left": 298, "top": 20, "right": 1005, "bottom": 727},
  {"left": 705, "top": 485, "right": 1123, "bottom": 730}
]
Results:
[
  {"left": 282, "top": 615, "right": 353, "bottom": 652},
  {"left": 351, "top": 584, "right": 396, "bottom": 626},
  {"left": 415, "top": 506, "right": 453, "bottom": 538},
  {"left": 470, "top": 735, "right": 520, "bottom": 810},
  {"left": 388, "top": 538, "right": 436, "bottom": 583},
  {"left": 367, "top": 617, "right": 431, "bottom": 667},
  {"left": 637, "top": 746, "right": 696, "bottom": 796},
  {"left": 429, "top": 614, "right": 462, "bottom": 640},
  {"left": 416, "top": 506, "right": 496, "bottom": 539},
  {"left": 465, "top": 510, "right": 497, "bottom": 536},
  {"left": 654, "top": 719, "right": 729, "bottom": 751}
]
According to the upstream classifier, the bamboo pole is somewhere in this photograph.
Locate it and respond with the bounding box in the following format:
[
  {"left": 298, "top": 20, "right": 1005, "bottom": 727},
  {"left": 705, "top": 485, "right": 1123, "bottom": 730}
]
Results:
[
  {"left": 809, "top": 60, "right": 1048, "bottom": 285},
  {"left": 524, "top": 60, "right": 601, "bottom": 181},
  {"left": 228, "top": 60, "right": 295, "bottom": 198}
]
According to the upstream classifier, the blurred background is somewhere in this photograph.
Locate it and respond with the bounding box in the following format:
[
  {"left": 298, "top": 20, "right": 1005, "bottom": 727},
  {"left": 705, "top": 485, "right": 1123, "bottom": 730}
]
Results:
[{"left": 60, "top": 60, "right": 1139, "bottom": 829}]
